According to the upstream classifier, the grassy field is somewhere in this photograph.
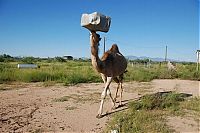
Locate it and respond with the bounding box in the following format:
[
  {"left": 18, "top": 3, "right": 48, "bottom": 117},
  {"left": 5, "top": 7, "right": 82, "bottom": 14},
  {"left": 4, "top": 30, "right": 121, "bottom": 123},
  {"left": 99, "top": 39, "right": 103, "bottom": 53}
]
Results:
[
  {"left": 0, "top": 60, "right": 199, "bottom": 85},
  {"left": 126, "top": 62, "right": 200, "bottom": 81},
  {"left": 105, "top": 92, "right": 200, "bottom": 133},
  {"left": 0, "top": 61, "right": 101, "bottom": 85}
]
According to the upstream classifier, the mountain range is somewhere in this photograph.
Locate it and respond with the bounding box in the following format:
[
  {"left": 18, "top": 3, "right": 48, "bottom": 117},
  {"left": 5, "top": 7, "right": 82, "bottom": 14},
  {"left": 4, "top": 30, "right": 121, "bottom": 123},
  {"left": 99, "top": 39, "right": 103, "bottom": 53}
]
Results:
[{"left": 125, "top": 55, "right": 180, "bottom": 62}]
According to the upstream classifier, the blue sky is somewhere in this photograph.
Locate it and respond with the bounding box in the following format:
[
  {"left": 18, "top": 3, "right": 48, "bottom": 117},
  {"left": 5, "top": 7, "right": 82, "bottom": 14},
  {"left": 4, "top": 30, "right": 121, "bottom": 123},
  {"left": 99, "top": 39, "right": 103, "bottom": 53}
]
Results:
[{"left": 0, "top": 0, "right": 199, "bottom": 62}]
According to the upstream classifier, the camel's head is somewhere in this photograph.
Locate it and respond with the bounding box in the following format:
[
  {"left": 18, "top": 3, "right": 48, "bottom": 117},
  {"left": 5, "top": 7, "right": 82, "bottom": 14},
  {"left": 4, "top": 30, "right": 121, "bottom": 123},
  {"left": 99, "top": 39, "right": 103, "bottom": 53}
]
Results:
[{"left": 90, "top": 31, "right": 101, "bottom": 46}]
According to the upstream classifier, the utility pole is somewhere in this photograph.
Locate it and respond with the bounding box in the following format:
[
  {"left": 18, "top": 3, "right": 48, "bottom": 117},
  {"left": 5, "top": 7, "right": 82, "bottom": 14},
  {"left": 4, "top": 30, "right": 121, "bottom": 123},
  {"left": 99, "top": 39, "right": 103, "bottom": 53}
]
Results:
[
  {"left": 103, "top": 36, "right": 106, "bottom": 53},
  {"left": 165, "top": 45, "right": 168, "bottom": 62},
  {"left": 197, "top": 50, "right": 200, "bottom": 71}
]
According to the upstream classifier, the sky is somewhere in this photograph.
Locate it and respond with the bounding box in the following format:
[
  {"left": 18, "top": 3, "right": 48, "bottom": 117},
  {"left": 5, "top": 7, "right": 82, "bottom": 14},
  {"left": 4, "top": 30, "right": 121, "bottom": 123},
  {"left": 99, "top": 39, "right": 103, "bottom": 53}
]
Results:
[{"left": 0, "top": 0, "right": 199, "bottom": 62}]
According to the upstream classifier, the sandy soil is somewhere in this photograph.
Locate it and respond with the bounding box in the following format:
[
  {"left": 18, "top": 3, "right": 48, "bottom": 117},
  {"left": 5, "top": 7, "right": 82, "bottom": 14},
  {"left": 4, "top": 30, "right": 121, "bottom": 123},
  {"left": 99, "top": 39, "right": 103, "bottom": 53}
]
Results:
[{"left": 0, "top": 79, "right": 199, "bottom": 133}]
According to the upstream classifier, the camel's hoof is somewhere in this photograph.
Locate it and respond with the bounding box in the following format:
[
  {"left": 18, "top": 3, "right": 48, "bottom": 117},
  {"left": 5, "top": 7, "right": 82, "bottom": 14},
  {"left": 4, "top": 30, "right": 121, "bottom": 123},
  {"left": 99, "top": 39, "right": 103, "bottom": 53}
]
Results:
[
  {"left": 96, "top": 114, "right": 103, "bottom": 119},
  {"left": 118, "top": 104, "right": 124, "bottom": 108}
]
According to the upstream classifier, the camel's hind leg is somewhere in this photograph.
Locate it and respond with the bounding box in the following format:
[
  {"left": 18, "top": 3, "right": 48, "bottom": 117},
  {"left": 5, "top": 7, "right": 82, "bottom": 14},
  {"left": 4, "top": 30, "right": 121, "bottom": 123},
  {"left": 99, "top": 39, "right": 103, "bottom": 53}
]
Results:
[
  {"left": 113, "top": 77, "right": 120, "bottom": 102},
  {"left": 113, "top": 74, "right": 124, "bottom": 106},
  {"left": 119, "top": 74, "right": 124, "bottom": 106}
]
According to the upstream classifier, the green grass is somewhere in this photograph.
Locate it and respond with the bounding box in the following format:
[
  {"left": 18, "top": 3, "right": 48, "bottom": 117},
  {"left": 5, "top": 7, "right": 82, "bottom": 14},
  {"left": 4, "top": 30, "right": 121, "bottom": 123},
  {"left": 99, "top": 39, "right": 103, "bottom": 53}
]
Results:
[
  {"left": 125, "top": 63, "right": 200, "bottom": 82},
  {"left": 105, "top": 92, "right": 197, "bottom": 133},
  {"left": 106, "top": 110, "right": 173, "bottom": 133},
  {"left": 0, "top": 61, "right": 199, "bottom": 84},
  {"left": 0, "top": 61, "right": 102, "bottom": 85},
  {"left": 128, "top": 92, "right": 186, "bottom": 111},
  {"left": 181, "top": 97, "right": 200, "bottom": 113}
]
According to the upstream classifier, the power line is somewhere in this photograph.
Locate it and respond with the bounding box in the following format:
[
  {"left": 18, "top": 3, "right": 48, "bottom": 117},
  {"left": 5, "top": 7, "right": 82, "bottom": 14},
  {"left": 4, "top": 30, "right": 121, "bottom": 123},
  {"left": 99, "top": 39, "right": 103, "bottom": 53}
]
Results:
[
  {"left": 99, "top": 37, "right": 195, "bottom": 62},
  {"left": 106, "top": 38, "right": 164, "bottom": 49}
]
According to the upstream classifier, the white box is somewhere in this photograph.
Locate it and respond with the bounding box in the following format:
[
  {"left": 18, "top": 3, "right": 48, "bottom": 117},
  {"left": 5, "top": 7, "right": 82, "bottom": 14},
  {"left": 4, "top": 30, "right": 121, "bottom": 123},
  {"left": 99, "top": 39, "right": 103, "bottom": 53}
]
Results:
[{"left": 81, "top": 12, "right": 111, "bottom": 32}]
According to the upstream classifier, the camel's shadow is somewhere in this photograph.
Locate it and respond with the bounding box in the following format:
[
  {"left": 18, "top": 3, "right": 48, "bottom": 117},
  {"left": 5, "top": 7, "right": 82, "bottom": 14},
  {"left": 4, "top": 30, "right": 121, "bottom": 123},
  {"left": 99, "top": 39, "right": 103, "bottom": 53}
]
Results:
[
  {"left": 101, "top": 91, "right": 192, "bottom": 118},
  {"left": 101, "top": 99, "right": 134, "bottom": 118}
]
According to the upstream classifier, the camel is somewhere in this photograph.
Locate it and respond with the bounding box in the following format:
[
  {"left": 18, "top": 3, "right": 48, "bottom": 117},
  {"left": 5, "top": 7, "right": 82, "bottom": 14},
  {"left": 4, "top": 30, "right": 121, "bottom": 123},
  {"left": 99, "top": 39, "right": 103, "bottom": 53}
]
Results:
[{"left": 90, "top": 31, "right": 127, "bottom": 118}]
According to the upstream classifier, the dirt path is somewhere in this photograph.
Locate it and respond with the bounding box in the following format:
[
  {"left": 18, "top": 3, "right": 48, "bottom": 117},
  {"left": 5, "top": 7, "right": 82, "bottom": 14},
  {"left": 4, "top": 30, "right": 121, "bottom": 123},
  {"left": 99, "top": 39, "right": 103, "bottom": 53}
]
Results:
[{"left": 0, "top": 79, "right": 199, "bottom": 132}]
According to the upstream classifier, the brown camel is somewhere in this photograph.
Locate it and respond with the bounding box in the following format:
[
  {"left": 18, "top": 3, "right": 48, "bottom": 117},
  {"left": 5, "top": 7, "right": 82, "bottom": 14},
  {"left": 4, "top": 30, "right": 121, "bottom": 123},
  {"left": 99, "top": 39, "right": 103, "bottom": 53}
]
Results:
[{"left": 90, "top": 31, "right": 127, "bottom": 118}]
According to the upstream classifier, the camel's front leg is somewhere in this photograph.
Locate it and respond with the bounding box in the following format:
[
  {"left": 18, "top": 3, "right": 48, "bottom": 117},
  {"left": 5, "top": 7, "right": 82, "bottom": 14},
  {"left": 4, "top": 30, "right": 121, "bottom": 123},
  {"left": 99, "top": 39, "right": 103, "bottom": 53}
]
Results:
[
  {"left": 102, "top": 74, "right": 116, "bottom": 110},
  {"left": 97, "top": 77, "right": 112, "bottom": 118}
]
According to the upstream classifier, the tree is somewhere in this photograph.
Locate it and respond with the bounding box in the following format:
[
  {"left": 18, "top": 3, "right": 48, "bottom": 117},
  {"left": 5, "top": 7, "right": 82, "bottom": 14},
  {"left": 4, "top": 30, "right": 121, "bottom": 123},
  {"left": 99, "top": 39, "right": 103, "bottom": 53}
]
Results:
[
  {"left": 55, "top": 57, "right": 66, "bottom": 62},
  {"left": 22, "top": 57, "right": 35, "bottom": 64}
]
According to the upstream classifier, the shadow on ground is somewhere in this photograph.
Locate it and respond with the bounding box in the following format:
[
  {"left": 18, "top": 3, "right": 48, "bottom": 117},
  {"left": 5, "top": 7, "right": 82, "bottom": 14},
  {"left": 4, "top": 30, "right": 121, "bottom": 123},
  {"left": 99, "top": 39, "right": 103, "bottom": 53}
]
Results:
[{"left": 101, "top": 91, "right": 192, "bottom": 118}]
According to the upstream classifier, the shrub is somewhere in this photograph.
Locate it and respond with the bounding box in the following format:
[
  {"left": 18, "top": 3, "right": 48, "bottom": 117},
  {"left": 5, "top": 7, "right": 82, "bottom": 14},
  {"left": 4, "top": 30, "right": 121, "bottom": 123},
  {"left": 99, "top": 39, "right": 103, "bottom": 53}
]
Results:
[
  {"left": 128, "top": 92, "right": 186, "bottom": 111},
  {"left": 55, "top": 57, "right": 66, "bottom": 62},
  {"left": 106, "top": 92, "right": 190, "bottom": 133},
  {"left": 22, "top": 57, "right": 35, "bottom": 64}
]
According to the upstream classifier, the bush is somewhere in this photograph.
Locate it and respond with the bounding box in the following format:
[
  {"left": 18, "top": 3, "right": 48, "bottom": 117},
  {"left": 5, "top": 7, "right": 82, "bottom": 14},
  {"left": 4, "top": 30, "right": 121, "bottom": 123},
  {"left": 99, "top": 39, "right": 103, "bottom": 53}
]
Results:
[
  {"left": 22, "top": 57, "right": 35, "bottom": 64},
  {"left": 106, "top": 92, "right": 190, "bottom": 133},
  {"left": 55, "top": 57, "right": 66, "bottom": 62},
  {"left": 128, "top": 92, "right": 186, "bottom": 110}
]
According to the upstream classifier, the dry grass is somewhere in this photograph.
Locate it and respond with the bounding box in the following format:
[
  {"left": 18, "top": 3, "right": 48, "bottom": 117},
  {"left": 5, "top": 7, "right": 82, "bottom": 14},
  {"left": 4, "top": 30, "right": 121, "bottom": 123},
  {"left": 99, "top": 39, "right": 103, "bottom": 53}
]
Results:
[
  {"left": 53, "top": 96, "right": 71, "bottom": 102},
  {"left": 65, "top": 106, "right": 78, "bottom": 110},
  {"left": 53, "top": 92, "right": 101, "bottom": 104},
  {"left": 0, "top": 82, "right": 27, "bottom": 91}
]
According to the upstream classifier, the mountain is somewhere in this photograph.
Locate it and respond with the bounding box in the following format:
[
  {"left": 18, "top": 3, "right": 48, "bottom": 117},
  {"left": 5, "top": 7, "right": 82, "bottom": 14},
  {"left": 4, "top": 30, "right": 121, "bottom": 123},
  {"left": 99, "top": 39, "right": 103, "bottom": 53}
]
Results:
[{"left": 125, "top": 55, "right": 180, "bottom": 62}]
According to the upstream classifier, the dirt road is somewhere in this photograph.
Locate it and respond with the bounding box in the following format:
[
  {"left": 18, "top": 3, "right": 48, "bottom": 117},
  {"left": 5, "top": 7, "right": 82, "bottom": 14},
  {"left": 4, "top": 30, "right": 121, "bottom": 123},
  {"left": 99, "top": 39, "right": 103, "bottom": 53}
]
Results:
[{"left": 0, "top": 79, "right": 199, "bottom": 132}]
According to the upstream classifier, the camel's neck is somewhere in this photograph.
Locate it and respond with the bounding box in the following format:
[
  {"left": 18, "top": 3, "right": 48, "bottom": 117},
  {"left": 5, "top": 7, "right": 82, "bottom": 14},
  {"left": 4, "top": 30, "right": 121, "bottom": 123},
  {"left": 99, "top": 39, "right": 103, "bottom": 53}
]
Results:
[{"left": 90, "top": 36, "right": 103, "bottom": 72}]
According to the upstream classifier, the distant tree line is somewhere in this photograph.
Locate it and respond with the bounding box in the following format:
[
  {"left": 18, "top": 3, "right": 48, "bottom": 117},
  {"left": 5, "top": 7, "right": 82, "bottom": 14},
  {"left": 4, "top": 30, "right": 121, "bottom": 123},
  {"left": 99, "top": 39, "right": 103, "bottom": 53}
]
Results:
[
  {"left": 0, "top": 54, "right": 15, "bottom": 62},
  {"left": 128, "top": 59, "right": 152, "bottom": 64},
  {"left": 0, "top": 54, "right": 195, "bottom": 65},
  {"left": 0, "top": 54, "right": 91, "bottom": 63}
]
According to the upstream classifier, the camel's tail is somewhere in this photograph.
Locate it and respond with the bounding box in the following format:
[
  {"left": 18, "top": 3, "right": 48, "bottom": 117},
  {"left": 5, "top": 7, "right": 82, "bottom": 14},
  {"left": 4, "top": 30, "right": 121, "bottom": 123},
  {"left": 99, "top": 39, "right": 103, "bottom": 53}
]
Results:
[{"left": 124, "top": 70, "right": 128, "bottom": 73}]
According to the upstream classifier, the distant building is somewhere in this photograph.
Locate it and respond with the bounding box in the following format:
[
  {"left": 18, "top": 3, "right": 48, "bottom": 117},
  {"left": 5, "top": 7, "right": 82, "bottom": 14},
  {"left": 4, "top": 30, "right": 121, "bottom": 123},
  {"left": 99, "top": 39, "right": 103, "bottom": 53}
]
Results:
[
  {"left": 17, "top": 64, "right": 38, "bottom": 69},
  {"left": 63, "top": 56, "right": 73, "bottom": 60}
]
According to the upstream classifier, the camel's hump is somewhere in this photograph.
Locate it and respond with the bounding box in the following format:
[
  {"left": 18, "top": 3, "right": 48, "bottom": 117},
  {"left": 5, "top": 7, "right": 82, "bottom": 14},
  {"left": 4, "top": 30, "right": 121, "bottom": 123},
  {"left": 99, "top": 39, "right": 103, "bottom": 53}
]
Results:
[
  {"left": 110, "top": 44, "right": 119, "bottom": 53},
  {"left": 101, "top": 44, "right": 123, "bottom": 61}
]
